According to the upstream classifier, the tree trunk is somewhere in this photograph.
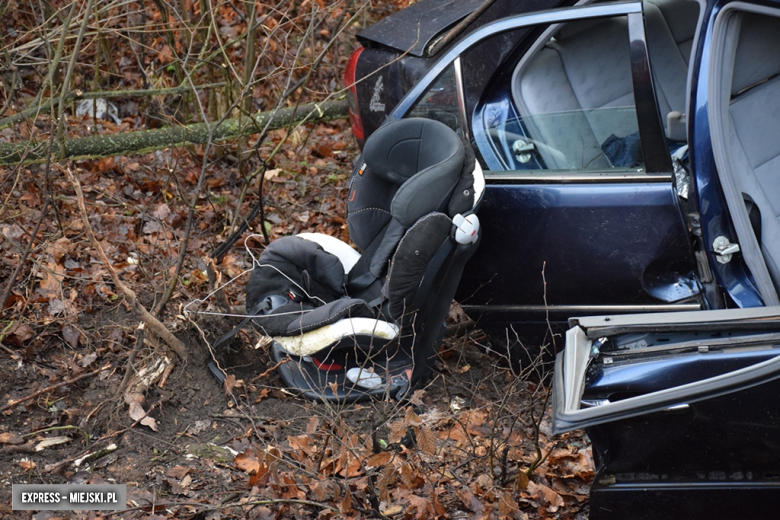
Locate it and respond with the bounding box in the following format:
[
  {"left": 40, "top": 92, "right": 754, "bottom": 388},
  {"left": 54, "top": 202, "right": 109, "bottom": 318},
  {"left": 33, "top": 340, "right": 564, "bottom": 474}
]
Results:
[{"left": 0, "top": 100, "right": 349, "bottom": 166}]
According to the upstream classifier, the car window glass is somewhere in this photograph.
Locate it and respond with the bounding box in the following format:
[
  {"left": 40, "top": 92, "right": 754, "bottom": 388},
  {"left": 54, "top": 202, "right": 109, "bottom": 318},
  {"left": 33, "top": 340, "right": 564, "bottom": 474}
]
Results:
[
  {"left": 642, "top": 0, "right": 700, "bottom": 138},
  {"left": 494, "top": 15, "right": 644, "bottom": 173},
  {"left": 407, "top": 64, "right": 463, "bottom": 136}
]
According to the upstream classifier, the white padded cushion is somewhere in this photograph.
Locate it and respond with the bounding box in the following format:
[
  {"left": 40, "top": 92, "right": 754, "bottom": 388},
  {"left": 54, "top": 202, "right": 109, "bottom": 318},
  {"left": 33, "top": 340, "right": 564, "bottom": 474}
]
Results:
[
  {"left": 297, "top": 232, "right": 361, "bottom": 274},
  {"left": 273, "top": 318, "right": 399, "bottom": 356},
  {"left": 472, "top": 160, "right": 485, "bottom": 205}
]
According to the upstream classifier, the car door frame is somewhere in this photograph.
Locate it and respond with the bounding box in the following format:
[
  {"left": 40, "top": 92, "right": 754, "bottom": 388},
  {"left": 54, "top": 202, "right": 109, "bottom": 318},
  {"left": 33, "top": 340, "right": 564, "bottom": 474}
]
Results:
[{"left": 552, "top": 305, "right": 780, "bottom": 433}]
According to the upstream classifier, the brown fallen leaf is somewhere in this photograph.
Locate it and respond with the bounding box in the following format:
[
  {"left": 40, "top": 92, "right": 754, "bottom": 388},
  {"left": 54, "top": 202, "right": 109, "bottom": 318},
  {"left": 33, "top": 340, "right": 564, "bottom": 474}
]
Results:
[
  {"left": 405, "top": 406, "right": 423, "bottom": 426},
  {"left": 63, "top": 325, "right": 81, "bottom": 349},
  {"left": 0, "top": 432, "right": 24, "bottom": 445},
  {"left": 234, "top": 450, "right": 260, "bottom": 474},
  {"left": 416, "top": 427, "right": 437, "bottom": 456},
  {"left": 5, "top": 322, "right": 34, "bottom": 346},
  {"left": 366, "top": 452, "right": 393, "bottom": 467},
  {"left": 19, "top": 460, "right": 36, "bottom": 471},
  {"left": 527, "top": 480, "right": 564, "bottom": 510},
  {"left": 223, "top": 374, "right": 237, "bottom": 395},
  {"left": 515, "top": 470, "right": 530, "bottom": 490},
  {"left": 165, "top": 466, "right": 190, "bottom": 479},
  {"left": 126, "top": 394, "right": 158, "bottom": 431},
  {"left": 306, "top": 416, "right": 320, "bottom": 434}
]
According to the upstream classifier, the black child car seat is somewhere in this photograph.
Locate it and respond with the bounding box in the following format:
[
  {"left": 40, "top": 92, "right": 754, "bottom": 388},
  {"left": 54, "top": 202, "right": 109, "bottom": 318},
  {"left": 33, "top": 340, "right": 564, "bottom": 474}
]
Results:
[{"left": 243, "top": 118, "right": 484, "bottom": 402}]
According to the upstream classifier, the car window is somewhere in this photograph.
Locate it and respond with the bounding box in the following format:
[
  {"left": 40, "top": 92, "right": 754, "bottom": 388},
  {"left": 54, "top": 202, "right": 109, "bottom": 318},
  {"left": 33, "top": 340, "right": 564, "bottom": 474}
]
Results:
[
  {"left": 407, "top": 64, "right": 464, "bottom": 137},
  {"left": 499, "top": 15, "right": 644, "bottom": 173}
]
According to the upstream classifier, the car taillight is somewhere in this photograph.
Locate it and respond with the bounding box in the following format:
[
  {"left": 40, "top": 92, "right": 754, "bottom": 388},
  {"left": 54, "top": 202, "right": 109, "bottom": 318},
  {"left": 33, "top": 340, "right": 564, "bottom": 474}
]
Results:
[{"left": 344, "top": 46, "right": 364, "bottom": 142}]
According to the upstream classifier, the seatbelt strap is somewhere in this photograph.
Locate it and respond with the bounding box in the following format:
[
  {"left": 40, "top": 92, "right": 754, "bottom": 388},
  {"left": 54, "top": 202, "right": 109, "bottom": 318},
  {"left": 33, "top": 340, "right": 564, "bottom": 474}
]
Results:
[{"left": 346, "top": 226, "right": 388, "bottom": 293}]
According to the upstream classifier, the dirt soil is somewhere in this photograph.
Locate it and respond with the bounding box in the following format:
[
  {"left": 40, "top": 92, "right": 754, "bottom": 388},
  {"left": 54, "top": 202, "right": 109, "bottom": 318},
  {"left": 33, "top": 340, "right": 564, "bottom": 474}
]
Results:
[{"left": 1, "top": 304, "right": 593, "bottom": 520}]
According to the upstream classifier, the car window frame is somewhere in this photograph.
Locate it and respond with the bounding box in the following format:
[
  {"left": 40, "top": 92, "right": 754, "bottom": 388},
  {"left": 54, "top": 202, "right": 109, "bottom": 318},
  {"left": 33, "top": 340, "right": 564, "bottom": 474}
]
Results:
[
  {"left": 552, "top": 305, "right": 780, "bottom": 433},
  {"left": 389, "top": 0, "right": 673, "bottom": 177}
]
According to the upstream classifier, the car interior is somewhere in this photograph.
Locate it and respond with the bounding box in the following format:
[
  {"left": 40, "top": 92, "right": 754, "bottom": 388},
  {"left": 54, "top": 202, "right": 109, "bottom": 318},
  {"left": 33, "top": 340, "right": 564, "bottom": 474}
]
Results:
[{"left": 511, "top": 0, "right": 700, "bottom": 170}]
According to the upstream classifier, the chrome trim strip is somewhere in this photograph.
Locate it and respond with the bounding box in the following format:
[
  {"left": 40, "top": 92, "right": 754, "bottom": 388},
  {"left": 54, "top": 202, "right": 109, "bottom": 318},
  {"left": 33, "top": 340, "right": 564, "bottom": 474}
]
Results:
[
  {"left": 605, "top": 331, "right": 780, "bottom": 357},
  {"left": 462, "top": 303, "right": 702, "bottom": 313},
  {"left": 484, "top": 172, "right": 671, "bottom": 183},
  {"left": 573, "top": 304, "right": 780, "bottom": 329},
  {"left": 391, "top": 1, "right": 644, "bottom": 119},
  {"left": 453, "top": 56, "right": 470, "bottom": 142}
]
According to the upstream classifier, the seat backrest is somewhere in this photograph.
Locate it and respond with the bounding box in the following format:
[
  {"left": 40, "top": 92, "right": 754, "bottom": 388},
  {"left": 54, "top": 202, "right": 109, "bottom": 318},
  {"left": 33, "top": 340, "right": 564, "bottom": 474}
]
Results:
[
  {"left": 724, "top": 12, "right": 780, "bottom": 289},
  {"left": 346, "top": 118, "right": 479, "bottom": 288},
  {"left": 513, "top": 0, "right": 698, "bottom": 169}
]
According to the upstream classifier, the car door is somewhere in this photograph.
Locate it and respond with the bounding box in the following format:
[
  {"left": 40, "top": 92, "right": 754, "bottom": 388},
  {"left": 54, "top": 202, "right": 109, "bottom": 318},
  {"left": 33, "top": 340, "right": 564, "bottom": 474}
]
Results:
[
  {"left": 551, "top": 0, "right": 780, "bottom": 427},
  {"left": 552, "top": 6, "right": 780, "bottom": 511},
  {"left": 388, "top": 1, "right": 703, "bottom": 340}
]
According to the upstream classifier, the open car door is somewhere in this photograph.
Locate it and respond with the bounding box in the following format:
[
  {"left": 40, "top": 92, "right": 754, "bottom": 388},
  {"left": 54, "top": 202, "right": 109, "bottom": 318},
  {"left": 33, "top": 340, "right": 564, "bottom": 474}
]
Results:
[
  {"left": 553, "top": 306, "right": 780, "bottom": 433},
  {"left": 553, "top": 306, "right": 780, "bottom": 518}
]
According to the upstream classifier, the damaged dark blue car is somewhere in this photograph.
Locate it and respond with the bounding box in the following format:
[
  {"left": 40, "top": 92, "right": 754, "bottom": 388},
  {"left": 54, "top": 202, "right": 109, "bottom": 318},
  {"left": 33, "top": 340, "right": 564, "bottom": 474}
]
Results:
[{"left": 346, "top": 0, "right": 780, "bottom": 516}]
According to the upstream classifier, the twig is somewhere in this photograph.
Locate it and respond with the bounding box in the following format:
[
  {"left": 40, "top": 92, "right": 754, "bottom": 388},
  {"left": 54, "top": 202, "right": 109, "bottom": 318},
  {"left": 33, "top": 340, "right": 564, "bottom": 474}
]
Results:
[
  {"left": 249, "top": 358, "right": 288, "bottom": 383},
  {"left": 0, "top": 441, "right": 37, "bottom": 455},
  {"left": 103, "top": 498, "right": 338, "bottom": 517},
  {"left": 56, "top": 0, "right": 95, "bottom": 152},
  {"left": 65, "top": 168, "right": 188, "bottom": 361},
  {"left": 0, "top": 368, "right": 106, "bottom": 414},
  {"left": 117, "top": 322, "right": 146, "bottom": 395}
]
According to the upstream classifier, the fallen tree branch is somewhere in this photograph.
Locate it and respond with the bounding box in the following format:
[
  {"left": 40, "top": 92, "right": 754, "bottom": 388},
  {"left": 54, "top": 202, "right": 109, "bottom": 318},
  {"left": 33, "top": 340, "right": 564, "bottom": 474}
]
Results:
[
  {"left": 65, "top": 168, "right": 188, "bottom": 361},
  {"left": 0, "top": 368, "right": 105, "bottom": 414},
  {"left": 0, "top": 100, "right": 349, "bottom": 165},
  {"left": 0, "top": 83, "right": 226, "bottom": 131}
]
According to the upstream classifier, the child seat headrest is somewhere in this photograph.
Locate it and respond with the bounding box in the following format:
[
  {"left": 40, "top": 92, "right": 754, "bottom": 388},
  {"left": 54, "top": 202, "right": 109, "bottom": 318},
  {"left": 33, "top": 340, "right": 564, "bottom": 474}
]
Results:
[{"left": 354, "top": 118, "right": 467, "bottom": 230}]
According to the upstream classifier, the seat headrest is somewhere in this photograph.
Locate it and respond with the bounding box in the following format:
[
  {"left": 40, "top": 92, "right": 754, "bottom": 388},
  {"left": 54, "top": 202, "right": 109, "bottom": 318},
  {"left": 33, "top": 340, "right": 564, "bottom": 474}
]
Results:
[
  {"left": 362, "top": 118, "right": 464, "bottom": 184},
  {"left": 731, "top": 13, "right": 780, "bottom": 96},
  {"left": 363, "top": 118, "right": 466, "bottom": 228}
]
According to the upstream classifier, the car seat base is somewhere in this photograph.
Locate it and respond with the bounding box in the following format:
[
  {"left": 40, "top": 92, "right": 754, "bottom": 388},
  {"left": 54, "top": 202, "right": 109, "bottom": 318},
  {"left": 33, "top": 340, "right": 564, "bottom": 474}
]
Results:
[{"left": 271, "top": 342, "right": 414, "bottom": 403}]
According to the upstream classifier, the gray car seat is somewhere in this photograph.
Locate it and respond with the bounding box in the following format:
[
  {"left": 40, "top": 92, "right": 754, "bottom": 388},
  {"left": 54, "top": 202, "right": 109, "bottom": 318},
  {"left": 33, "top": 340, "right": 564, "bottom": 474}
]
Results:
[
  {"left": 242, "top": 118, "right": 485, "bottom": 402},
  {"left": 512, "top": 0, "right": 699, "bottom": 170}
]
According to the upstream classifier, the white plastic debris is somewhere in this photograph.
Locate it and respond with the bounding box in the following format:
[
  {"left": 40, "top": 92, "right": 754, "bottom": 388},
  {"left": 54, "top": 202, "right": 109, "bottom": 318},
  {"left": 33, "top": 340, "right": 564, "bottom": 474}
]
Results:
[
  {"left": 346, "top": 367, "right": 382, "bottom": 389},
  {"left": 76, "top": 98, "right": 121, "bottom": 125}
]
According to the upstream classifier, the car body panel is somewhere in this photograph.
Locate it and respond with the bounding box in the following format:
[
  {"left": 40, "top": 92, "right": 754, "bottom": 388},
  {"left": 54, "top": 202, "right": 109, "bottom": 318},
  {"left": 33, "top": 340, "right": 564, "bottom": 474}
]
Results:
[
  {"left": 456, "top": 181, "right": 700, "bottom": 322},
  {"left": 356, "top": 0, "right": 486, "bottom": 57}
]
